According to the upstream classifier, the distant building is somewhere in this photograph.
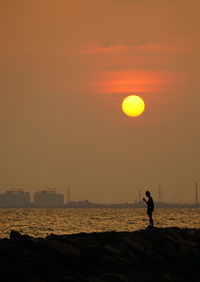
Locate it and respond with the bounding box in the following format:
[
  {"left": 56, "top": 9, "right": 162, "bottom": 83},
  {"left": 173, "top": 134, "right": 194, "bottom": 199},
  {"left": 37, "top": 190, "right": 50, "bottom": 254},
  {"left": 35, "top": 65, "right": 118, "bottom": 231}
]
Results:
[
  {"left": 33, "top": 188, "right": 64, "bottom": 208},
  {"left": 0, "top": 189, "right": 30, "bottom": 208}
]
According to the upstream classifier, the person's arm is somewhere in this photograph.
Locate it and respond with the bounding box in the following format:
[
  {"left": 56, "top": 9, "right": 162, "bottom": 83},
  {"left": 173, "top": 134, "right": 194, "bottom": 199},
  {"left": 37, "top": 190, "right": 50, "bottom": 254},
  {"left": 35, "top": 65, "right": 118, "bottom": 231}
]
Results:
[{"left": 143, "top": 198, "right": 147, "bottom": 204}]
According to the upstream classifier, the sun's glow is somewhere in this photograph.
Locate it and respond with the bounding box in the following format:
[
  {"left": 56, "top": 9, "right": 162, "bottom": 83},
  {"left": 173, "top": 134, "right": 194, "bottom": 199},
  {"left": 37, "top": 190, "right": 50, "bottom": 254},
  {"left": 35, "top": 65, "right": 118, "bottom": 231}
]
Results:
[
  {"left": 122, "top": 95, "right": 145, "bottom": 117},
  {"left": 88, "top": 70, "right": 171, "bottom": 97}
]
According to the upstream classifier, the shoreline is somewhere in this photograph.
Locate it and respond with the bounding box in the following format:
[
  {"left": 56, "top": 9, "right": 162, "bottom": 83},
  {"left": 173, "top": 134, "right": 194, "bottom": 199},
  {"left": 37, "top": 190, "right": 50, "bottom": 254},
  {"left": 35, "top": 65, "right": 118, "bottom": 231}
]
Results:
[{"left": 1, "top": 227, "right": 200, "bottom": 281}]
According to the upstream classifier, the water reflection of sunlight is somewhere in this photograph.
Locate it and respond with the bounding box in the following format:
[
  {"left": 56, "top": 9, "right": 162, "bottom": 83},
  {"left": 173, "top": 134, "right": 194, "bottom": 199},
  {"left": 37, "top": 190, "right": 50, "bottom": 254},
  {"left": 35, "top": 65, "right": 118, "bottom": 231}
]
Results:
[{"left": 0, "top": 208, "right": 199, "bottom": 238}]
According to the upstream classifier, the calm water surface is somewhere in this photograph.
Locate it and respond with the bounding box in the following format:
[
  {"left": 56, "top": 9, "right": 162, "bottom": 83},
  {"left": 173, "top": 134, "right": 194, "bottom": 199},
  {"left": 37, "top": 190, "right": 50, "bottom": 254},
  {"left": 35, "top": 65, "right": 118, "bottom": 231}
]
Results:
[{"left": 0, "top": 208, "right": 199, "bottom": 238}]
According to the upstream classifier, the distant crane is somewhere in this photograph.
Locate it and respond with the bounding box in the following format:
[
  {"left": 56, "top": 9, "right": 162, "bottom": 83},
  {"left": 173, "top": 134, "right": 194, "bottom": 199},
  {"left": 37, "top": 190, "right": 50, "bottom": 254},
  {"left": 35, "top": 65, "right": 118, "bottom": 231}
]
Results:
[
  {"left": 138, "top": 189, "right": 141, "bottom": 203},
  {"left": 67, "top": 186, "right": 71, "bottom": 203},
  {"left": 158, "top": 186, "right": 162, "bottom": 203},
  {"left": 195, "top": 182, "right": 198, "bottom": 205}
]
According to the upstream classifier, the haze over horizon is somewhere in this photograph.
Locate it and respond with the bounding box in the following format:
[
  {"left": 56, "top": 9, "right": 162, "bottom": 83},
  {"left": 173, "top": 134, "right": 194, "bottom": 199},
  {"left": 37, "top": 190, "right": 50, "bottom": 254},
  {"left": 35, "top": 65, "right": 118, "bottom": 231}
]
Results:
[{"left": 1, "top": 0, "right": 200, "bottom": 204}]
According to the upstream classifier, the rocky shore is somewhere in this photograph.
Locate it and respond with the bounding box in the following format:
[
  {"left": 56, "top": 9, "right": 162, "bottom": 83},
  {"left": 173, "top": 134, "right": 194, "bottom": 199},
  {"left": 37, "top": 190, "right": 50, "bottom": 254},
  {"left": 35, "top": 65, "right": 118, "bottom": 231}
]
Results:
[{"left": 1, "top": 227, "right": 200, "bottom": 281}]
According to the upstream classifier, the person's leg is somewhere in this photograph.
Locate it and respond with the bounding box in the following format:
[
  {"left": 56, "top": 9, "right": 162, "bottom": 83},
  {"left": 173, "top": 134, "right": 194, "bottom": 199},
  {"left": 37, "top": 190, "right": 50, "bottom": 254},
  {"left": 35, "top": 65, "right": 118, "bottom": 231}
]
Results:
[
  {"left": 149, "top": 214, "right": 153, "bottom": 226},
  {"left": 147, "top": 214, "right": 151, "bottom": 226}
]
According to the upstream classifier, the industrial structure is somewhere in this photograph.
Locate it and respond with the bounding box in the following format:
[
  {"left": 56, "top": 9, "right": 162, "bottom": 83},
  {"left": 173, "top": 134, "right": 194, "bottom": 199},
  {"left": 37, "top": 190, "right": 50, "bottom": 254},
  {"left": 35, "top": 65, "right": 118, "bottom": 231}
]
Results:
[
  {"left": 33, "top": 188, "right": 64, "bottom": 208},
  {"left": 157, "top": 186, "right": 163, "bottom": 203},
  {"left": 0, "top": 189, "right": 30, "bottom": 208},
  {"left": 0, "top": 184, "right": 199, "bottom": 208},
  {"left": 195, "top": 182, "right": 198, "bottom": 205}
]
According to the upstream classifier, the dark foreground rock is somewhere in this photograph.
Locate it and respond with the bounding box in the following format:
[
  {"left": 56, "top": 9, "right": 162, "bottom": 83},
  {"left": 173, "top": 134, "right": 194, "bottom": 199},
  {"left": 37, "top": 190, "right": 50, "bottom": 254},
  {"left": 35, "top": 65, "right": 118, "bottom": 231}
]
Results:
[{"left": 1, "top": 227, "right": 200, "bottom": 281}]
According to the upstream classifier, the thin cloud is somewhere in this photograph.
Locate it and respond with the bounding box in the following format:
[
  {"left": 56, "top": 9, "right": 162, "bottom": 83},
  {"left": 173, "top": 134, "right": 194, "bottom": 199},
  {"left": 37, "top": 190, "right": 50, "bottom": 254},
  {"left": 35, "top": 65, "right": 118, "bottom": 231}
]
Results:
[{"left": 82, "top": 40, "right": 174, "bottom": 55}]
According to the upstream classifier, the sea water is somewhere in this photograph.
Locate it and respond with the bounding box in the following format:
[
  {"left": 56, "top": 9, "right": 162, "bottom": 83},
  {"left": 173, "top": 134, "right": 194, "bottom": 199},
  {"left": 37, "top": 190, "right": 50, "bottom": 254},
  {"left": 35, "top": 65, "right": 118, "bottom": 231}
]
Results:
[{"left": 0, "top": 208, "right": 199, "bottom": 238}]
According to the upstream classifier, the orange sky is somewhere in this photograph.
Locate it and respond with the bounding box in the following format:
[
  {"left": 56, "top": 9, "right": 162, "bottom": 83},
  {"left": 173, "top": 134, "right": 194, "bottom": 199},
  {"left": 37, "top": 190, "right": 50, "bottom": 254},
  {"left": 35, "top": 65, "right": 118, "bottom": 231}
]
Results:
[{"left": 0, "top": 0, "right": 200, "bottom": 203}]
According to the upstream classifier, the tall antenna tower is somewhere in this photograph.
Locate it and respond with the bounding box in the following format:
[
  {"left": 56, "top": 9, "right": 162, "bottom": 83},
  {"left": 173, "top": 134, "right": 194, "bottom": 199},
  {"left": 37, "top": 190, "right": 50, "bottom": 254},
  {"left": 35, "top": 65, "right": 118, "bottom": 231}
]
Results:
[
  {"left": 67, "top": 186, "right": 71, "bottom": 203},
  {"left": 138, "top": 189, "right": 141, "bottom": 203},
  {"left": 158, "top": 186, "right": 162, "bottom": 202},
  {"left": 195, "top": 182, "right": 198, "bottom": 205}
]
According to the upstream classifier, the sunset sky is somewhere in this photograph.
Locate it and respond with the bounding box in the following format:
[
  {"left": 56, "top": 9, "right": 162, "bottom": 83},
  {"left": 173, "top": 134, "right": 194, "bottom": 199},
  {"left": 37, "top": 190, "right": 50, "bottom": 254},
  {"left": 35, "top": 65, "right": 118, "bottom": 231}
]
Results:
[{"left": 1, "top": 0, "right": 200, "bottom": 203}]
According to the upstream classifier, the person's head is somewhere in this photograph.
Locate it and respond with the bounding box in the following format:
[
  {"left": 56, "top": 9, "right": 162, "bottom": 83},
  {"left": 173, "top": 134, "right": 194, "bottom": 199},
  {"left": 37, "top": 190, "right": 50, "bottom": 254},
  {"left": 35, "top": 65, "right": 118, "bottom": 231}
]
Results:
[{"left": 145, "top": 191, "right": 151, "bottom": 198}]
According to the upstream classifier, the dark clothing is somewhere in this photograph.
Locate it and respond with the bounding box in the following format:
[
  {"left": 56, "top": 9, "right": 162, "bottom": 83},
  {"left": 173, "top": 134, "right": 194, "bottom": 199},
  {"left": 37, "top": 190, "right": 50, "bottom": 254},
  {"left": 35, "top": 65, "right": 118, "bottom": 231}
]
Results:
[{"left": 147, "top": 196, "right": 154, "bottom": 215}]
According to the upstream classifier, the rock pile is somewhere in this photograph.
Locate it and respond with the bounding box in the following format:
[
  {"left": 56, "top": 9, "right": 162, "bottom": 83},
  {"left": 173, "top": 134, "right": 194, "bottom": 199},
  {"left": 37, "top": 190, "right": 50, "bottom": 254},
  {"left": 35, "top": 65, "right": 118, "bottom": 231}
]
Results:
[{"left": 1, "top": 227, "right": 200, "bottom": 281}]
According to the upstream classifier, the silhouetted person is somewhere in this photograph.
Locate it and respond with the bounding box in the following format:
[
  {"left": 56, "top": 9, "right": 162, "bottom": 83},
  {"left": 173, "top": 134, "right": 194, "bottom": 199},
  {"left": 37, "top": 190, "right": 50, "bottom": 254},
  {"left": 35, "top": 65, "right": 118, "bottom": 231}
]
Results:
[{"left": 143, "top": 191, "right": 154, "bottom": 227}]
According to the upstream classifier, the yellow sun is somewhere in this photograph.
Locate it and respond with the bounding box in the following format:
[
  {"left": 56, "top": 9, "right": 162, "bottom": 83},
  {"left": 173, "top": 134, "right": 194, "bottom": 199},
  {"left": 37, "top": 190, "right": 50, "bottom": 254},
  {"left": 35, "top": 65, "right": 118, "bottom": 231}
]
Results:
[{"left": 122, "top": 95, "right": 145, "bottom": 117}]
